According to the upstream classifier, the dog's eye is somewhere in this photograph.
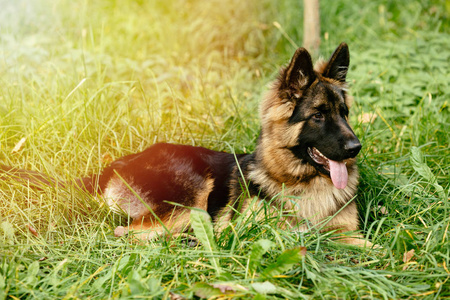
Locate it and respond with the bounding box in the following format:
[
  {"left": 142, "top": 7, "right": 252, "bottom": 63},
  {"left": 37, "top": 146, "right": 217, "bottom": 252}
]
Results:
[
  {"left": 313, "top": 112, "right": 324, "bottom": 120},
  {"left": 340, "top": 105, "right": 349, "bottom": 117}
]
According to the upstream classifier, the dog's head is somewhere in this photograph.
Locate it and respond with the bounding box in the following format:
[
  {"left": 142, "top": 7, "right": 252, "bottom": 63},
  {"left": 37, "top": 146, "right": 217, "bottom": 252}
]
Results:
[{"left": 259, "top": 43, "right": 360, "bottom": 189}]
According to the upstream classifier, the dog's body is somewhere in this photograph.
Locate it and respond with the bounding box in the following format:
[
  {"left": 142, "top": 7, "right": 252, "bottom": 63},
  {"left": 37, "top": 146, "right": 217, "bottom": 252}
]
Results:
[{"left": 1, "top": 43, "right": 370, "bottom": 245}]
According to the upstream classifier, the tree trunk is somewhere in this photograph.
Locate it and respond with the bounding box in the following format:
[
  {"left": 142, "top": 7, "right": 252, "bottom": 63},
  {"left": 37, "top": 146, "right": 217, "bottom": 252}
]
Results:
[{"left": 303, "top": 0, "right": 320, "bottom": 55}]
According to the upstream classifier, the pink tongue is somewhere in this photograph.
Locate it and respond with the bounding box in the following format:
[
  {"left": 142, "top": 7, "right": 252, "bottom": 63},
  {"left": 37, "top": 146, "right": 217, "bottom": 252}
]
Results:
[{"left": 329, "top": 159, "right": 348, "bottom": 189}]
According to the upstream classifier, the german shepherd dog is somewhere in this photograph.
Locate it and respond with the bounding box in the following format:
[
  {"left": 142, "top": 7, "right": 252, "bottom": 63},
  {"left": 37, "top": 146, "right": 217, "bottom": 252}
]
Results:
[{"left": 1, "top": 43, "right": 371, "bottom": 246}]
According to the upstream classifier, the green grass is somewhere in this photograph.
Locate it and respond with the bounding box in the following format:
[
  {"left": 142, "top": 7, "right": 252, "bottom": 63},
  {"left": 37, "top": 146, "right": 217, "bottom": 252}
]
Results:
[{"left": 0, "top": 0, "right": 449, "bottom": 298}]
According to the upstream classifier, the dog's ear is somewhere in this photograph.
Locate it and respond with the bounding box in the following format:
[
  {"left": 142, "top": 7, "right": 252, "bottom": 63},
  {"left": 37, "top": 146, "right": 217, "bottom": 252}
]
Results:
[
  {"left": 322, "top": 42, "right": 350, "bottom": 82},
  {"left": 281, "top": 47, "right": 315, "bottom": 93}
]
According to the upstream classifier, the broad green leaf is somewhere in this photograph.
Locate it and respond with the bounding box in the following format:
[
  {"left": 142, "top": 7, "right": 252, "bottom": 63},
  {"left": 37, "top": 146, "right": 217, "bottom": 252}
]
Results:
[
  {"left": 410, "top": 146, "right": 445, "bottom": 199},
  {"left": 127, "top": 269, "right": 145, "bottom": 295},
  {"left": 147, "top": 277, "right": 162, "bottom": 294},
  {"left": 254, "top": 294, "right": 267, "bottom": 300},
  {"left": 190, "top": 209, "right": 217, "bottom": 251},
  {"left": 1, "top": 222, "right": 14, "bottom": 245},
  {"left": 261, "top": 247, "right": 306, "bottom": 278},
  {"left": 48, "top": 259, "right": 68, "bottom": 287},
  {"left": 249, "top": 239, "right": 274, "bottom": 272},
  {"left": 251, "top": 281, "right": 278, "bottom": 294},
  {"left": 25, "top": 261, "right": 39, "bottom": 286},
  {"left": 0, "top": 274, "right": 6, "bottom": 300},
  {"left": 190, "top": 209, "right": 221, "bottom": 275},
  {"left": 116, "top": 255, "right": 131, "bottom": 272},
  {"left": 410, "top": 147, "right": 434, "bottom": 182},
  {"left": 192, "top": 282, "right": 222, "bottom": 299},
  {"left": 92, "top": 269, "right": 113, "bottom": 291}
]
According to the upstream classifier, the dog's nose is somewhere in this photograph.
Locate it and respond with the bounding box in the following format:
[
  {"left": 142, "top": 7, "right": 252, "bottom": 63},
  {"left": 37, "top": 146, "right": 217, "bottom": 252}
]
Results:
[{"left": 345, "top": 139, "right": 362, "bottom": 157}]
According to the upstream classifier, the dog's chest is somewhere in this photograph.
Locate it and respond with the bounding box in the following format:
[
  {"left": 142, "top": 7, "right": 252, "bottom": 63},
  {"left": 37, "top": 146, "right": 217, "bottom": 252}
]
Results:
[
  {"left": 285, "top": 178, "right": 355, "bottom": 221},
  {"left": 247, "top": 166, "right": 358, "bottom": 222}
]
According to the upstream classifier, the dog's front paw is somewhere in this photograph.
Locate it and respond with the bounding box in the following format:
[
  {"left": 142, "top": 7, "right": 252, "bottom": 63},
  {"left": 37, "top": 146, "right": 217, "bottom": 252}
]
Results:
[
  {"left": 114, "top": 226, "right": 129, "bottom": 237},
  {"left": 338, "top": 237, "right": 383, "bottom": 249}
]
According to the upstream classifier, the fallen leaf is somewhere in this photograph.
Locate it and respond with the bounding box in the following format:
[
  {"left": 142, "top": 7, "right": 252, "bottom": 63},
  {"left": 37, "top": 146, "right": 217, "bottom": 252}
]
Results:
[
  {"left": 12, "top": 137, "right": 26, "bottom": 153},
  {"left": 350, "top": 257, "right": 360, "bottom": 264},
  {"left": 169, "top": 292, "right": 185, "bottom": 300},
  {"left": 378, "top": 205, "right": 388, "bottom": 215},
  {"left": 212, "top": 283, "right": 247, "bottom": 293},
  {"left": 325, "top": 255, "right": 335, "bottom": 261},
  {"left": 193, "top": 282, "right": 247, "bottom": 299},
  {"left": 358, "top": 112, "right": 377, "bottom": 124},
  {"left": 27, "top": 224, "right": 39, "bottom": 237},
  {"left": 403, "top": 249, "right": 415, "bottom": 264}
]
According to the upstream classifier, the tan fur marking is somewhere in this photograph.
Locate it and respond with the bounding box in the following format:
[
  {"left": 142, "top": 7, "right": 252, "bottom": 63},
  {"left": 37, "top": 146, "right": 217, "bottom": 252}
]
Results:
[
  {"left": 214, "top": 205, "right": 233, "bottom": 232},
  {"left": 114, "top": 176, "right": 214, "bottom": 240},
  {"left": 345, "top": 94, "right": 354, "bottom": 108},
  {"left": 247, "top": 163, "right": 359, "bottom": 224},
  {"left": 260, "top": 88, "right": 296, "bottom": 123},
  {"left": 103, "top": 175, "right": 152, "bottom": 220}
]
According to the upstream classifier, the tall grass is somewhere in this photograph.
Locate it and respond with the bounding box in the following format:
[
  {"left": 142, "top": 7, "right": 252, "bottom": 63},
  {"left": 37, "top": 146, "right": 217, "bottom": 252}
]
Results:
[{"left": 0, "top": 0, "right": 449, "bottom": 298}]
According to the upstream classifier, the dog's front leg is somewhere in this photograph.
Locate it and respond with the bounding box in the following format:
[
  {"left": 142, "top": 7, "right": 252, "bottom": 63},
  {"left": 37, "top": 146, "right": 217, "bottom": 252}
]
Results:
[
  {"left": 114, "top": 217, "right": 162, "bottom": 240},
  {"left": 326, "top": 201, "right": 374, "bottom": 247}
]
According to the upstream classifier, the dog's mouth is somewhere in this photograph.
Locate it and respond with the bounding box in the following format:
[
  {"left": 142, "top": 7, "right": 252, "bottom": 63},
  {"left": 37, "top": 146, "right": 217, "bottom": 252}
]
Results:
[{"left": 307, "top": 147, "right": 348, "bottom": 189}]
